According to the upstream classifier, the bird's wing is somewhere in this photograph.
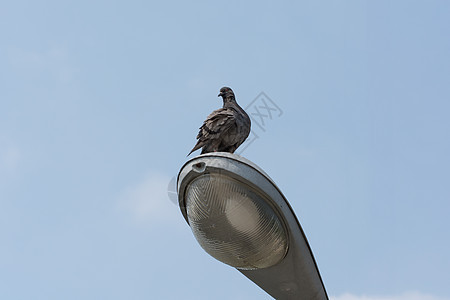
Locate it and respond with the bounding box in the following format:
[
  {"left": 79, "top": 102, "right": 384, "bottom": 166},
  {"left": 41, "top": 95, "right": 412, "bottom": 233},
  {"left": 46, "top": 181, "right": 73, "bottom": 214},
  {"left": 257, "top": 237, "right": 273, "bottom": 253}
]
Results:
[
  {"left": 188, "top": 109, "right": 236, "bottom": 155},
  {"left": 197, "top": 108, "right": 236, "bottom": 141}
]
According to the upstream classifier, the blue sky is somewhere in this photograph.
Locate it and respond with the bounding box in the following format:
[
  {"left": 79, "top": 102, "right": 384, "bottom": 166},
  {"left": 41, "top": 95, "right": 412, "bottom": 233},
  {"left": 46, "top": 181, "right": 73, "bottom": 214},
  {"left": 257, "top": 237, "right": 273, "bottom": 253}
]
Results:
[{"left": 1, "top": 1, "right": 449, "bottom": 299}]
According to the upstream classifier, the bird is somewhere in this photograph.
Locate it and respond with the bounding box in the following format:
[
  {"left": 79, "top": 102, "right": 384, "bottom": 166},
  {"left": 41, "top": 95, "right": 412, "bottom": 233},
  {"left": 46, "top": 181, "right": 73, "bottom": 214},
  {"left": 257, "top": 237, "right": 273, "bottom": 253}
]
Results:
[{"left": 188, "top": 87, "right": 251, "bottom": 156}]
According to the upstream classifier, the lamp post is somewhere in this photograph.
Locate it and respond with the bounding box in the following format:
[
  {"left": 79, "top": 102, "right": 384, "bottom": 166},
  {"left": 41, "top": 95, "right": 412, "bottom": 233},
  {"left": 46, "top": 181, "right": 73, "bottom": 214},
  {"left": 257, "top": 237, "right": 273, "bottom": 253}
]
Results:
[{"left": 177, "top": 152, "right": 328, "bottom": 300}]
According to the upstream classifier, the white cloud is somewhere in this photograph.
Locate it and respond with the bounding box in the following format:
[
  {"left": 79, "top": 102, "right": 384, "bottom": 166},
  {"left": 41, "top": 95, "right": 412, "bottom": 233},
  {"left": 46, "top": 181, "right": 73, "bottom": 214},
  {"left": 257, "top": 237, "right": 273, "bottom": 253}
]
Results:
[
  {"left": 331, "top": 291, "right": 449, "bottom": 300},
  {"left": 2, "top": 145, "right": 20, "bottom": 170},
  {"left": 0, "top": 142, "right": 21, "bottom": 175},
  {"left": 117, "top": 172, "right": 180, "bottom": 225},
  {"left": 7, "top": 46, "right": 75, "bottom": 83}
]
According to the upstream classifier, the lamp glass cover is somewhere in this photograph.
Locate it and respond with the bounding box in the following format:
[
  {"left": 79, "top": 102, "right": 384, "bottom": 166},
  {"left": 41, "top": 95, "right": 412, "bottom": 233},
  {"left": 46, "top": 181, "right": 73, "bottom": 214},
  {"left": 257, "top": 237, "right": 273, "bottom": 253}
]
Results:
[{"left": 185, "top": 173, "right": 288, "bottom": 270}]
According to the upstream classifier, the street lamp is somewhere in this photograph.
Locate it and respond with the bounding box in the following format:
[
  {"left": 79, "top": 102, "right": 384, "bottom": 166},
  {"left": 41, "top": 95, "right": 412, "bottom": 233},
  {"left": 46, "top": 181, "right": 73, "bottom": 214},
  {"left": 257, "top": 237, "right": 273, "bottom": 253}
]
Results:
[{"left": 177, "top": 152, "right": 328, "bottom": 300}]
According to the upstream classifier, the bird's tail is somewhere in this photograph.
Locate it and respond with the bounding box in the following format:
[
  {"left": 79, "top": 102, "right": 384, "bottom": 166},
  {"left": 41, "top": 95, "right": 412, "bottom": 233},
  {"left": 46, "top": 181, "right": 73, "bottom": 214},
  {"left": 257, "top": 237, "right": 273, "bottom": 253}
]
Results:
[{"left": 187, "top": 141, "right": 202, "bottom": 157}]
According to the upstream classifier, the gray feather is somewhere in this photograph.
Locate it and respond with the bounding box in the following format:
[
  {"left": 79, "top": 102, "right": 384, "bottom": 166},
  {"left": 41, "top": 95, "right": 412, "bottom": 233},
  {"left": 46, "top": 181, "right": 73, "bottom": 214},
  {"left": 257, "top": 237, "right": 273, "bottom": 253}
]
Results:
[{"left": 188, "top": 87, "right": 251, "bottom": 156}]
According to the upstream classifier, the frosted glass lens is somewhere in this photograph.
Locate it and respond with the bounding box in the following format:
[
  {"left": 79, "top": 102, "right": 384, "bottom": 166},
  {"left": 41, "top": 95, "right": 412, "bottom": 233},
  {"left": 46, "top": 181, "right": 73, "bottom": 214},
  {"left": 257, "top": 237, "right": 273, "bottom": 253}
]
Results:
[{"left": 185, "top": 174, "right": 288, "bottom": 270}]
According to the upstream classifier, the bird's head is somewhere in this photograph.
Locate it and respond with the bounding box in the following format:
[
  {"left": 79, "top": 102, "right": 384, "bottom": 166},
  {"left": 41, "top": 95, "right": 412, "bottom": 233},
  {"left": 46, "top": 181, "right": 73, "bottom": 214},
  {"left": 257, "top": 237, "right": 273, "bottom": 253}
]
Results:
[{"left": 218, "top": 87, "right": 235, "bottom": 102}]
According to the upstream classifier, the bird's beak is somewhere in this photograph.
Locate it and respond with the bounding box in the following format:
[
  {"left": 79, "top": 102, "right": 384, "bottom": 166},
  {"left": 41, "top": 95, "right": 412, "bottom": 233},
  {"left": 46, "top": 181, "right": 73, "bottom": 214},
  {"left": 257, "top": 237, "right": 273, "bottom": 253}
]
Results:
[{"left": 218, "top": 92, "right": 223, "bottom": 97}]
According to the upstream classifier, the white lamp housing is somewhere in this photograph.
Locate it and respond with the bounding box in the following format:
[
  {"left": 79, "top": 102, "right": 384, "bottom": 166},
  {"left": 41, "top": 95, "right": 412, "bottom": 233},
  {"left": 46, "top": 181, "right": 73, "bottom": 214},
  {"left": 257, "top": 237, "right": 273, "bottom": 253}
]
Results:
[{"left": 177, "top": 152, "right": 328, "bottom": 299}]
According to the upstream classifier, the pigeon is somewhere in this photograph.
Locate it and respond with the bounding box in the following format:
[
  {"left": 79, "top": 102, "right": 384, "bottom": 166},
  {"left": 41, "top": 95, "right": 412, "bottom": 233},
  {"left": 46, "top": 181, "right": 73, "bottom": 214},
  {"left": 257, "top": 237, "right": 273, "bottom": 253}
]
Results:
[{"left": 188, "top": 87, "right": 251, "bottom": 155}]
